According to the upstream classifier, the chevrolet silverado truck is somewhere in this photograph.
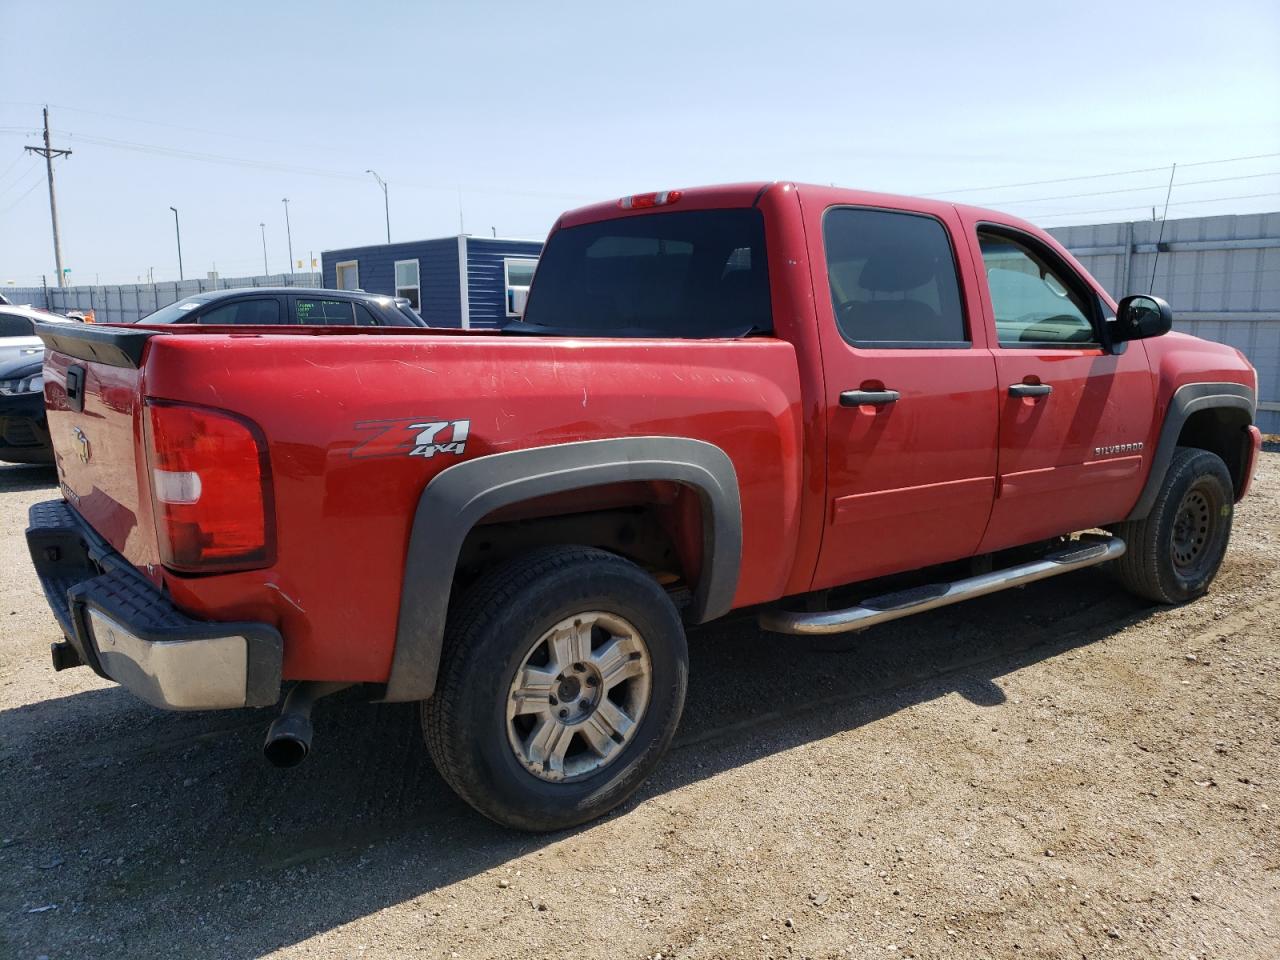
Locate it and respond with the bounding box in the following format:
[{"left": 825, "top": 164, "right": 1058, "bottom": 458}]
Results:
[{"left": 26, "top": 183, "right": 1262, "bottom": 831}]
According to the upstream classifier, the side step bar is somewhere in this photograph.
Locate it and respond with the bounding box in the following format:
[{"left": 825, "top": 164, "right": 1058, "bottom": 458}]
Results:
[{"left": 758, "top": 537, "right": 1126, "bottom": 636}]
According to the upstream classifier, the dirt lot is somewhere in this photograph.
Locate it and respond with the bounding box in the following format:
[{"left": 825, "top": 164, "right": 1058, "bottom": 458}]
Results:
[{"left": 1, "top": 455, "right": 1276, "bottom": 960}]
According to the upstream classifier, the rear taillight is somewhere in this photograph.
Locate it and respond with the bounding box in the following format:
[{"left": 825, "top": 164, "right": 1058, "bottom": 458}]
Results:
[
  {"left": 145, "top": 401, "right": 274, "bottom": 572},
  {"left": 618, "top": 190, "right": 682, "bottom": 209}
]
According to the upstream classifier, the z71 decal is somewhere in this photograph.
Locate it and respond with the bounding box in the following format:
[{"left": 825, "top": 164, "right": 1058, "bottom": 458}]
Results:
[{"left": 351, "top": 418, "right": 471, "bottom": 460}]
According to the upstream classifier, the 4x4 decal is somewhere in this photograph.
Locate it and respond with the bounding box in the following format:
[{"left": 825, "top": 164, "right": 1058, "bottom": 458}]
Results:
[{"left": 351, "top": 418, "right": 471, "bottom": 460}]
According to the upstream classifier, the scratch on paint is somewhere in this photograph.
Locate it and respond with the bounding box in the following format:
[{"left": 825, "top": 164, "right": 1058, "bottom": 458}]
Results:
[
  {"left": 265, "top": 582, "right": 305, "bottom": 614},
  {"left": 389, "top": 359, "right": 436, "bottom": 374},
  {"left": 582, "top": 386, "right": 588, "bottom": 408}
]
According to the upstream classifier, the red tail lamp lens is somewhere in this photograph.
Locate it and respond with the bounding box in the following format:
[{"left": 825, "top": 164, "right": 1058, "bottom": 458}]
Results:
[{"left": 145, "top": 402, "right": 273, "bottom": 572}]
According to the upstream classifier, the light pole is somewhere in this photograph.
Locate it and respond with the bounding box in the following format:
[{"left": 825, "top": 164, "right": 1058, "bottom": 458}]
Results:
[
  {"left": 259, "top": 223, "right": 268, "bottom": 275},
  {"left": 366, "top": 169, "right": 390, "bottom": 243},
  {"left": 169, "top": 206, "right": 184, "bottom": 281},
  {"left": 282, "top": 198, "right": 294, "bottom": 275}
]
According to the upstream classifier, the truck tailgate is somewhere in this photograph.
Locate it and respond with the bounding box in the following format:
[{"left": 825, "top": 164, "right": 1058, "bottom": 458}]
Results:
[{"left": 36, "top": 323, "right": 164, "bottom": 582}]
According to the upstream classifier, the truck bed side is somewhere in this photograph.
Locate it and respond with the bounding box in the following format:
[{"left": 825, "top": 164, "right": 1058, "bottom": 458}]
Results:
[{"left": 43, "top": 329, "right": 805, "bottom": 683}]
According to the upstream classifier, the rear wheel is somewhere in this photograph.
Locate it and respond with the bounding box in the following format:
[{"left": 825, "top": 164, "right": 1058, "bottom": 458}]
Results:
[
  {"left": 1110, "top": 447, "right": 1234, "bottom": 603},
  {"left": 423, "top": 546, "right": 688, "bottom": 831}
]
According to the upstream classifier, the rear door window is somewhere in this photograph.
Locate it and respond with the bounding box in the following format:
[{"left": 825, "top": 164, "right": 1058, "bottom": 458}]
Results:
[
  {"left": 198, "top": 298, "right": 282, "bottom": 325},
  {"left": 823, "top": 208, "right": 968, "bottom": 347},
  {"left": 355, "top": 303, "right": 382, "bottom": 326},
  {"left": 295, "top": 298, "right": 355, "bottom": 325},
  {"left": 521, "top": 209, "right": 771, "bottom": 337}
]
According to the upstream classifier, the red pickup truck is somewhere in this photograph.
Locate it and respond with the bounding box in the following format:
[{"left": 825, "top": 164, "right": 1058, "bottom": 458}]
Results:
[{"left": 27, "top": 183, "right": 1262, "bottom": 831}]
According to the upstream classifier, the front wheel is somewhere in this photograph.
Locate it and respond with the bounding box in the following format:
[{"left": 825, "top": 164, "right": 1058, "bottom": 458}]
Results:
[
  {"left": 423, "top": 546, "right": 688, "bottom": 831},
  {"left": 1110, "top": 446, "right": 1234, "bottom": 604}
]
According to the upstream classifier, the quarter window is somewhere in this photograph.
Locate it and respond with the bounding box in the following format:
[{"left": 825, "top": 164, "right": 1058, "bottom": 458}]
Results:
[
  {"left": 823, "top": 208, "right": 967, "bottom": 346},
  {"left": 394, "top": 260, "right": 420, "bottom": 310},
  {"left": 295, "top": 298, "right": 355, "bottom": 325},
  {"left": 978, "top": 232, "right": 1096, "bottom": 346}
]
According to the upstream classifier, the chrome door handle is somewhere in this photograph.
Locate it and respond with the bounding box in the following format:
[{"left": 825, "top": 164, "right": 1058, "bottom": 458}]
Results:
[
  {"left": 840, "top": 389, "right": 900, "bottom": 407},
  {"left": 1009, "top": 382, "right": 1052, "bottom": 398}
]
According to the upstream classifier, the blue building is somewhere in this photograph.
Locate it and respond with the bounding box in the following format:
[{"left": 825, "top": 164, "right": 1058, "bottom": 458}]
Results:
[{"left": 321, "top": 235, "right": 542, "bottom": 328}]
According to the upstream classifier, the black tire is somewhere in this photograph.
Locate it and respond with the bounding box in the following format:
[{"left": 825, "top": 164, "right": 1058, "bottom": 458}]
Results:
[
  {"left": 423, "top": 546, "right": 688, "bottom": 831},
  {"left": 1110, "top": 447, "right": 1234, "bottom": 604}
]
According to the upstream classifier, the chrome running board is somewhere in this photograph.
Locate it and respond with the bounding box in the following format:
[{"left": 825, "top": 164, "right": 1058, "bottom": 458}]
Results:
[{"left": 758, "top": 536, "right": 1127, "bottom": 636}]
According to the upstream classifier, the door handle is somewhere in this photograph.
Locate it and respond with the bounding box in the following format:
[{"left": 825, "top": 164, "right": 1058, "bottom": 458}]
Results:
[
  {"left": 1009, "top": 382, "right": 1052, "bottom": 398},
  {"left": 840, "top": 389, "right": 900, "bottom": 407}
]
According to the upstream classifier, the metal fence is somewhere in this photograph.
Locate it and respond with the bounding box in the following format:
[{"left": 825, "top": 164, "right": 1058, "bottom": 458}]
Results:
[
  {"left": 1049, "top": 212, "right": 1280, "bottom": 433},
  {"left": 4, "top": 272, "right": 322, "bottom": 325}
]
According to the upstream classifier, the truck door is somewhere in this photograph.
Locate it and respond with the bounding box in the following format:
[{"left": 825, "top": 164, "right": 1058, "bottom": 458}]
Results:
[
  {"left": 958, "top": 219, "right": 1156, "bottom": 554},
  {"left": 808, "top": 204, "right": 1000, "bottom": 590}
]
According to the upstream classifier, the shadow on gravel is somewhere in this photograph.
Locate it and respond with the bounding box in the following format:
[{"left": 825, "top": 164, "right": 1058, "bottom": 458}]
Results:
[
  {"left": 0, "top": 463, "right": 58, "bottom": 494},
  {"left": 0, "top": 569, "right": 1158, "bottom": 959}
]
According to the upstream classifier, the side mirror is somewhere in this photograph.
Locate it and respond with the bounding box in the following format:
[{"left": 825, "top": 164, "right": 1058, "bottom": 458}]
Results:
[{"left": 1113, "top": 294, "right": 1173, "bottom": 342}]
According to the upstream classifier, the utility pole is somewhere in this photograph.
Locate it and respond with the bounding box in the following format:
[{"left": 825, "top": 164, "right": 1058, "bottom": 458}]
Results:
[
  {"left": 282, "top": 198, "right": 294, "bottom": 274},
  {"left": 366, "top": 170, "right": 390, "bottom": 242},
  {"left": 169, "top": 206, "right": 184, "bottom": 280},
  {"left": 259, "top": 223, "right": 269, "bottom": 275},
  {"left": 25, "top": 106, "right": 72, "bottom": 288}
]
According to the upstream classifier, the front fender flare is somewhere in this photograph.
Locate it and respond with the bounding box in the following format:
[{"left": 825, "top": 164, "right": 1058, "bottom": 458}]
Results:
[
  {"left": 1127, "top": 381, "right": 1255, "bottom": 521},
  {"left": 384, "top": 436, "right": 742, "bottom": 702}
]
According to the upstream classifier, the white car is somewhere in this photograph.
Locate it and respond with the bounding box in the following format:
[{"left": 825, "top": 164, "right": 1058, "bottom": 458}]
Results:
[{"left": 0, "top": 304, "right": 76, "bottom": 366}]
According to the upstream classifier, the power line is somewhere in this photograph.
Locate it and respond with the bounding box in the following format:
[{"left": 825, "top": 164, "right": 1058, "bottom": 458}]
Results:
[
  {"left": 0, "top": 175, "right": 45, "bottom": 216},
  {"left": 983, "top": 169, "right": 1280, "bottom": 207},
  {"left": 0, "top": 152, "right": 34, "bottom": 186},
  {"left": 0, "top": 164, "right": 44, "bottom": 203},
  {"left": 925, "top": 152, "right": 1280, "bottom": 197},
  {"left": 1034, "top": 190, "right": 1280, "bottom": 222},
  {"left": 50, "top": 128, "right": 596, "bottom": 202}
]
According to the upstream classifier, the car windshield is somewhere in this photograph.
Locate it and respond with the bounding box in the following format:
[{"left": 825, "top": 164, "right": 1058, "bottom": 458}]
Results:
[
  {"left": 514, "top": 208, "right": 772, "bottom": 338},
  {"left": 138, "top": 294, "right": 218, "bottom": 324}
]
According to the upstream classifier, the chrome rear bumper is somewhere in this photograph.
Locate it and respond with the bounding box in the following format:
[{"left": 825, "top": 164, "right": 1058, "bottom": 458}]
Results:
[{"left": 26, "top": 499, "right": 282, "bottom": 710}]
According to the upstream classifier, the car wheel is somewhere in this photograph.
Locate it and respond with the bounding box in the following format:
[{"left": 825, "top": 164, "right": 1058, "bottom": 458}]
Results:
[
  {"left": 423, "top": 545, "right": 688, "bottom": 831},
  {"left": 1110, "top": 446, "right": 1234, "bottom": 604}
]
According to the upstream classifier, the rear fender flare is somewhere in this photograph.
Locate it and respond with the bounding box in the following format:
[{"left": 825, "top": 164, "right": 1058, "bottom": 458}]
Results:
[
  {"left": 385, "top": 436, "right": 742, "bottom": 702},
  {"left": 1127, "top": 381, "right": 1255, "bottom": 520}
]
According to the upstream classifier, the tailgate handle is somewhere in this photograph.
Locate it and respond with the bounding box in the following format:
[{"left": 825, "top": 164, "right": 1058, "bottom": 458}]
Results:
[{"left": 66, "top": 365, "right": 86, "bottom": 413}]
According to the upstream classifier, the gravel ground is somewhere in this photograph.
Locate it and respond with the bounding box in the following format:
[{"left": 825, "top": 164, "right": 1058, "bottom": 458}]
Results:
[{"left": 0, "top": 455, "right": 1276, "bottom": 960}]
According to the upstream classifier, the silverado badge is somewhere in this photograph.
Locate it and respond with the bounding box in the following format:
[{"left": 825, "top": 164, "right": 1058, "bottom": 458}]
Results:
[{"left": 1094, "top": 442, "right": 1144, "bottom": 457}]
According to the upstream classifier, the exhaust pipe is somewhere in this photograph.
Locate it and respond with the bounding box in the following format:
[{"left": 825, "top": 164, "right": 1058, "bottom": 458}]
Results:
[{"left": 263, "top": 681, "right": 351, "bottom": 768}]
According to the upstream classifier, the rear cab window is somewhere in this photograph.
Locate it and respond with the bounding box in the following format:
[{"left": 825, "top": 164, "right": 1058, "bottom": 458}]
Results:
[{"left": 518, "top": 208, "right": 771, "bottom": 338}]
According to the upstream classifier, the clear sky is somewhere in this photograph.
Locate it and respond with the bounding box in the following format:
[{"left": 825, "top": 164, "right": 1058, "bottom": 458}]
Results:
[{"left": 2, "top": 0, "right": 1278, "bottom": 286}]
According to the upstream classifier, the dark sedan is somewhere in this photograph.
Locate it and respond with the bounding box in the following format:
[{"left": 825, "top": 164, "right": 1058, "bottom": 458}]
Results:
[
  {"left": 135, "top": 287, "right": 425, "bottom": 326},
  {"left": 0, "top": 351, "right": 51, "bottom": 464}
]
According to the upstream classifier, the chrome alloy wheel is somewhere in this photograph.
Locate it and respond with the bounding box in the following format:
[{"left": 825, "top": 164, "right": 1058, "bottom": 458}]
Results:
[{"left": 506, "top": 612, "right": 653, "bottom": 783}]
